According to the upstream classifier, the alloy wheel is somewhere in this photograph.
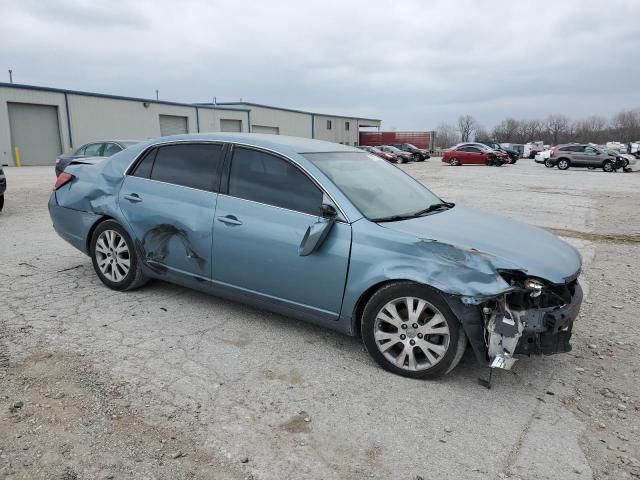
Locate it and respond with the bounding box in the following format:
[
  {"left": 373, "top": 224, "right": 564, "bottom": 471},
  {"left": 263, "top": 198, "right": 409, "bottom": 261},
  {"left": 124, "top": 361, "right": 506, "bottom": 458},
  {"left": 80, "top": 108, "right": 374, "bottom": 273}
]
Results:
[
  {"left": 95, "top": 229, "right": 131, "bottom": 282},
  {"left": 373, "top": 297, "right": 451, "bottom": 371}
]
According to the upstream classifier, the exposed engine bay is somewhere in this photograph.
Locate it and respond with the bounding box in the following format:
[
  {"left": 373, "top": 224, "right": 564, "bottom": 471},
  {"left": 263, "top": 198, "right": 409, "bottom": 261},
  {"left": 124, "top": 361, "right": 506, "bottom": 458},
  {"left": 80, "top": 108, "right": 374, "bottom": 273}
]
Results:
[{"left": 482, "top": 272, "right": 583, "bottom": 370}]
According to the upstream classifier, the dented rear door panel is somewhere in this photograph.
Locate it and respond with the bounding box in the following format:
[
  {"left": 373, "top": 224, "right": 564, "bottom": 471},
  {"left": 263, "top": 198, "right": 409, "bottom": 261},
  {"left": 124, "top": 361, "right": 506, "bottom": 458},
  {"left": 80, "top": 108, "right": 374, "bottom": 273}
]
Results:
[{"left": 118, "top": 176, "right": 216, "bottom": 278}]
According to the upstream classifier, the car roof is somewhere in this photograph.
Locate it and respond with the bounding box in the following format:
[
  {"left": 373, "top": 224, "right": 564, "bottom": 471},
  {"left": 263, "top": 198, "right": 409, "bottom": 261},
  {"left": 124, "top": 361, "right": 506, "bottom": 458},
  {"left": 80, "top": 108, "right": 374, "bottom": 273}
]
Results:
[{"left": 143, "top": 133, "right": 359, "bottom": 154}]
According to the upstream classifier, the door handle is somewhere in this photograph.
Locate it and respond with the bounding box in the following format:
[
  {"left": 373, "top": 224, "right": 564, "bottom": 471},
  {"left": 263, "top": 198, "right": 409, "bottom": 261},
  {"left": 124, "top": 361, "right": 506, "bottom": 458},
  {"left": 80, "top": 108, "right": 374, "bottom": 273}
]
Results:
[
  {"left": 217, "top": 215, "right": 243, "bottom": 226},
  {"left": 123, "top": 193, "right": 142, "bottom": 203}
]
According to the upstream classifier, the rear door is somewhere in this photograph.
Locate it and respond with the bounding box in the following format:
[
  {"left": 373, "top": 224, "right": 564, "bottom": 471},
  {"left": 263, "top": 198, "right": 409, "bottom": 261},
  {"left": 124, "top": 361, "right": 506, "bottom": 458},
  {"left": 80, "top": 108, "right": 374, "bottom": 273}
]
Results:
[
  {"left": 118, "top": 142, "right": 225, "bottom": 278},
  {"left": 212, "top": 146, "right": 351, "bottom": 319}
]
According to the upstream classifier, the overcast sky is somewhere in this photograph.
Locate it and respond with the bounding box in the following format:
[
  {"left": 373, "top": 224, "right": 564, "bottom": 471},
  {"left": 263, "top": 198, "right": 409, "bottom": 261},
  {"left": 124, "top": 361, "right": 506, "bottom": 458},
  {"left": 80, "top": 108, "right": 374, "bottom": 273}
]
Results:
[{"left": 1, "top": 0, "right": 638, "bottom": 130}]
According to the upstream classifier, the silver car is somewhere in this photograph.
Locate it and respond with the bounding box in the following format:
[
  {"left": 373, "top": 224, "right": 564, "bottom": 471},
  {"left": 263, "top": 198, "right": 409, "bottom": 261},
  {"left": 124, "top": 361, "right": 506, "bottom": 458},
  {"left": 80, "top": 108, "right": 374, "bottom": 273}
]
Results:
[
  {"left": 55, "top": 140, "right": 140, "bottom": 177},
  {"left": 548, "top": 144, "right": 622, "bottom": 172}
]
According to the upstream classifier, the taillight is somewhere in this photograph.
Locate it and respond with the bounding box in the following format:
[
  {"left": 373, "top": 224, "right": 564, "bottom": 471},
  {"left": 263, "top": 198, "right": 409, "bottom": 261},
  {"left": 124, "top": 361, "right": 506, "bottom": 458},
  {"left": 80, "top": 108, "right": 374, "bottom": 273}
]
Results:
[
  {"left": 54, "top": 172, "right": 75, "bottom": 190},
  {"left": 551, "top": 146, "right": 558, "bottom": 157}
]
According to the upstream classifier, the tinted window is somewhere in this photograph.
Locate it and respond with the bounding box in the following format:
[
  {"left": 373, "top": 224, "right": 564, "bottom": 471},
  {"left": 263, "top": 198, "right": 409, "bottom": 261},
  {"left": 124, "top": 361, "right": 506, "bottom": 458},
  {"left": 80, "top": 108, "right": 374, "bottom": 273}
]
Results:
[
  {"left": 83, "top": 143, "right": 103, "bottom": 156},
  {"left": 150, "top": 144, "right": 224, "bottom": 191},
  {"left": 229, "top": 147, "right": 323, "bottom": 215},
  {"left": 103, "top": 143, "right": 122, "bottom": 156},
  {"left": 584, "top": 146, "right": 597, "bottom": 154},
  {"left": 131, "top": 148, "right": 157, "bottom": 179}
]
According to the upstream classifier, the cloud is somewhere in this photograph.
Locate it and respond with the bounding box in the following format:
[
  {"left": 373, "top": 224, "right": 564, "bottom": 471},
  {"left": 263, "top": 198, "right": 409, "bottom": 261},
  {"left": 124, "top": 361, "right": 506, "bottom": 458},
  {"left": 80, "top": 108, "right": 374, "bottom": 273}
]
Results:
[{"left": 1, "top": 0, "right": 638, "bottom": 129}]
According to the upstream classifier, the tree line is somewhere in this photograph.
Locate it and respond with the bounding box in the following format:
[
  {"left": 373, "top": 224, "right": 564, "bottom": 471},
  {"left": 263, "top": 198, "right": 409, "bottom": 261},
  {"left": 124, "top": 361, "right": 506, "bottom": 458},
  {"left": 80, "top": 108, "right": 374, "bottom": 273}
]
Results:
[{"left": 434, "top": 109, "right": 640, "bottom": 148}]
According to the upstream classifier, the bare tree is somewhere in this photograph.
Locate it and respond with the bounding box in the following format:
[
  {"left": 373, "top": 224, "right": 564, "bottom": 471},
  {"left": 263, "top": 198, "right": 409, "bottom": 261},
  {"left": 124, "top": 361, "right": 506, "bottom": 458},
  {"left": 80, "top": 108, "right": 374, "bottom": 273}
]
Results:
[
  {"left": 474, "top": 125, "right": 490, "bottom": 142},
  {"left": 492, "top": 117, "right": 520, "bottom": 142},
  {"left": 518, "top": 119, "right": 544, "bottom": 143},
  {"left": 435, "top": 122, "right": 459, "bottom": 148},
  {"left": 457, "top": 115, "right": 476, "bottom": 142},
  {"left": 545, "top": 114, "right": 571, "bottom": 145},
  {"left": 611, "top": 110, "right": 640, "bottom": 143}
]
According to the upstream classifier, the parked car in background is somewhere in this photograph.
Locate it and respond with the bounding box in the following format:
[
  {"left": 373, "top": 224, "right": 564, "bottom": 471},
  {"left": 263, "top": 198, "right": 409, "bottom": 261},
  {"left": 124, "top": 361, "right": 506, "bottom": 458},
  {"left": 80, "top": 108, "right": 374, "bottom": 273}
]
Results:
[
  {"left": 534, "top": 149, "right": 553, "bottom": 167},
  {"left": 548, "top": 144, "right": 623, "bottom": 172},
  {"left": 358, "top": 145, "right": 397, "bottom": 162},
  {"left": 602, "top": 148, "right": 635, "bottom": 171},
  {"left": 442, "top": 145, "right": 509, "bottom": 166},
  {"left": 477, "top": 140, "right": 519, "bottom": 163},
  {"left": 55, "top": 140, "right": 141, "bottom": 176},
  {"left": 389, "top": 143, "right": 430, "bottom": 161},
  {"left": 377, "top": 145, "right": 414, "bottom": 163},
  {"left": 0, "top": 165, "right": 6, "bottom": 211},
  {"left": 49, "top": 133, "right": 583, "bottom": 379},
  {"left": 523, "top": 141, "right": 544, "bottom": 159}
]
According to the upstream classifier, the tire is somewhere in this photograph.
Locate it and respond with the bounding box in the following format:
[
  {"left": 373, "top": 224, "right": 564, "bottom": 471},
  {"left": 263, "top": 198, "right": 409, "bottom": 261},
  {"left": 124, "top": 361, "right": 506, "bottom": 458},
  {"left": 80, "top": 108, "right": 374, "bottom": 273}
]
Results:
[
  {"left": 449, "top": 158, "right": 460, "bottom": 166},
  {"left": 557, "top": 158, "right": 570, "bottom": 170},
  {"left": 0, "top": 194, "right": 4, "bottom": 212},
  {"left": 623, "top": 158, "right": 629, "bottom": 168},
  {"left": 602, "top": 160, "right": 614, "bottom": 173},
  {"left": 361, "top": 282, "right": 467, "bottom": 379},
  {"left": 90, "top": 219, "right": 148, "bottom": 291},
  {"left": 544, "top": 159, "right": 554, "bottom": 168}
]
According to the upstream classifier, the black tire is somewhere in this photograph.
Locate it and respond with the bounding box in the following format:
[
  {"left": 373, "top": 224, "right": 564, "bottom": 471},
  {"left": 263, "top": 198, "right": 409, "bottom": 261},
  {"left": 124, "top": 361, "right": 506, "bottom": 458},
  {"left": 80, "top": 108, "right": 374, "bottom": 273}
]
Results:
[
  {"left": 0, "top": 194, "right": 4, "bottom": 212},
  {"left": 361, "top": 282, "right": 467, "bottom": 379},
  {"left": 557, "top": 158, "right": 570, "bottom": 170},
  {"left": 449, "top": 158, "right": 460, "bottom": 166},
  {"left": 623, "top": 158, "right": 629, "bottom": 168},
  {"left": 90, "top": 219, "right": 148, "bottom": 291},
  {"left": 602, "top": 160, "right": 614, "bottom": 173},
  {"left": 544, "top": 159, "right": 554, "bottom": 168}
]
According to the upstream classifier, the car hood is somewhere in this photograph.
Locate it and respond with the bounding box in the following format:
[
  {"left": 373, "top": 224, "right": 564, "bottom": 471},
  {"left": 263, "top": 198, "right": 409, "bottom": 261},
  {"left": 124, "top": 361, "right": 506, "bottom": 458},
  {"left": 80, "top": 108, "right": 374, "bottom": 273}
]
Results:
[{"left": 378, "top": 206, "right": 581, "bottom": 284}]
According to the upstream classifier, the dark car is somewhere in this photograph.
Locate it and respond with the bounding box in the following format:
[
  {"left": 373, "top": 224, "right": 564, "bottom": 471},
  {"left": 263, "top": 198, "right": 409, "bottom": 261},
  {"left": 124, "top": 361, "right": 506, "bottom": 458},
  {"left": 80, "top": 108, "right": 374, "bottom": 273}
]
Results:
[
  {"left": 548, "top": 144, "right": 623, "bottom": 172},
  {"left": 477, "top": 141, "right": 519, "bottom": 163},
  {"left": 0, "top": 165, "right": 6, "bottom": 211},
  {"left": 389, "top": 143, "right": 430, "bottom": 161},
  {"left": 377, "top": 145, "right": 414, "bottom": 163},
  {"left": 55, "top": 140, "right": 140, "bottom": 176},
  {"left": 358, "top": 146, "right": 397, "bottom": 162}
]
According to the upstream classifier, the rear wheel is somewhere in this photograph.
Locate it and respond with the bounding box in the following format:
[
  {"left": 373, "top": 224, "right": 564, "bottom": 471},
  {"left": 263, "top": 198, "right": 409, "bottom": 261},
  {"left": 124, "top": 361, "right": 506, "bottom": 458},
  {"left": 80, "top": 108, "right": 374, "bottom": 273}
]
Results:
[
  {"left": 0, "top": 194, "right": 4, "bottom": 211},
  {"left": 544, "top": 159, "right": 554, "bottom": 168},
  {"left": 449, "top": 158, "right": 460, "bottom": 166},
  {"left": 361, "top": 282, "right": 466, "bottom": 379},
  {"left": 90, "top": 220, "right": 148, "bottom": 291},
  {"left": 557, "top": 158, "right": 570, "bottom": 170}
]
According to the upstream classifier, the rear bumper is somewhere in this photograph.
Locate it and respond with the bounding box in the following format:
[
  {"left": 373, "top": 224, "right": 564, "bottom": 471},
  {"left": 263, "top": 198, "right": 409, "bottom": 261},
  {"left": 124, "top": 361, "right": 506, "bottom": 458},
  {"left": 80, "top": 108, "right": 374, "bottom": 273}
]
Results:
[{"left": 48, "top": 193, "right": 100, "bottom": 255}]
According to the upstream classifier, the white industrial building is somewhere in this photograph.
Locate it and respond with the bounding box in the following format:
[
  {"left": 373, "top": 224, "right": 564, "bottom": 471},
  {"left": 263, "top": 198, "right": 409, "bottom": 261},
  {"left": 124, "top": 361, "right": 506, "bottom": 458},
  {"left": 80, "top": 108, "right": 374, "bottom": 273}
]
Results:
[{"left": 0, "top": 82, "right": 381, "bottom": 166}]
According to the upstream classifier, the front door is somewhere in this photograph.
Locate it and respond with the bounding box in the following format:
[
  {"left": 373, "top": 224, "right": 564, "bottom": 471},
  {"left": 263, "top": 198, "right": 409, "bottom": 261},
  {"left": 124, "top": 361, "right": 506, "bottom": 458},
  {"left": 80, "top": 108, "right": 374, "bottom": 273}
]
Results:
[
  {"left": 212, "top": 146, "right": 351, "bottom": 318},
  {"left": 118, "top": 142, "right": 225, "bottom": 278}
]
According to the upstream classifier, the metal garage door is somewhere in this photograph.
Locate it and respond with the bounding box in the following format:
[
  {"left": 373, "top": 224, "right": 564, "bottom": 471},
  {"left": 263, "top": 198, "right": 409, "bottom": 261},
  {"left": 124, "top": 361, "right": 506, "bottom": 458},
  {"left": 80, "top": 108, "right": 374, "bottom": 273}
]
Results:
[
  {"left": 252, "top": 125, "right": 280, "bottom": 135},
  {"left": 8, "top": 102, "right": 63, "bottom": 166},
  {"left": 220, "top": 119, "right": 242, "bottom": 132},
  {"left": 159, "top": 115, "right": 188, "bottom": 136}
]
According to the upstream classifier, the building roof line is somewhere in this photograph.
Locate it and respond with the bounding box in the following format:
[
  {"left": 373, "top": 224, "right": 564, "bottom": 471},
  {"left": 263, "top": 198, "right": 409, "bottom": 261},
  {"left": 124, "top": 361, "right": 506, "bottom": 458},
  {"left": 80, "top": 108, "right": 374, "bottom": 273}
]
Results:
[
  {"left": 198, "top": 101, "right": 381, "bottom": 122},
  {"left": 0, "top": 82, "right": 250, "bottom": 112}
]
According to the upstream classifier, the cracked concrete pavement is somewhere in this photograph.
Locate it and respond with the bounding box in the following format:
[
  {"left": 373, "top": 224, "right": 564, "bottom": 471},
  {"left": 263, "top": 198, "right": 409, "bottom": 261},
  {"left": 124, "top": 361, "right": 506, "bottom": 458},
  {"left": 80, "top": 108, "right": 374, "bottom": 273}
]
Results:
[{"left": 1, "top": 161, "right": 639, "bottom": 479}]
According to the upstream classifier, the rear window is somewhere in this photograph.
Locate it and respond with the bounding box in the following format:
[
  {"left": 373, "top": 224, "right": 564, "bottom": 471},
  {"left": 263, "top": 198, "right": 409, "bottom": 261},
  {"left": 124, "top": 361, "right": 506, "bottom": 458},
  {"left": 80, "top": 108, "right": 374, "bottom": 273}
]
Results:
[{"left": 130, "top": 143, "right": 224, "bottom": 191}]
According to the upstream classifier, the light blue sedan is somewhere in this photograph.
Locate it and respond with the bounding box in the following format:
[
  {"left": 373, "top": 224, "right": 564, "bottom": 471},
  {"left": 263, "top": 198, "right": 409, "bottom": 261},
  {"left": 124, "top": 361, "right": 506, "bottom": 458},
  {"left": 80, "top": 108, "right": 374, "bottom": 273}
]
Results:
[{"left": 49, "top": 134, "right": 583, "bottom": 379}]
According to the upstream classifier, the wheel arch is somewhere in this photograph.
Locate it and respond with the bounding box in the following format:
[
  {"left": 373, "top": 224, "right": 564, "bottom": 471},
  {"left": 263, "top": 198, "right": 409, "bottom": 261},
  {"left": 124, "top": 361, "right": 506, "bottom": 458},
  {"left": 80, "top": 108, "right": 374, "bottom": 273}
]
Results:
[{"left": 85, "top": 215, "right": 116, "bottom": 254}]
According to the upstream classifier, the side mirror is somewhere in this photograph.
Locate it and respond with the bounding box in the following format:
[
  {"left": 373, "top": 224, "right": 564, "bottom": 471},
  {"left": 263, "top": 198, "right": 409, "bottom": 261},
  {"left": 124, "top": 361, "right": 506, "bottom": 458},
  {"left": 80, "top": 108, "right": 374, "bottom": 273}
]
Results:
[{"left": 320, "top": 203, "right": 337, "bottom": 219}]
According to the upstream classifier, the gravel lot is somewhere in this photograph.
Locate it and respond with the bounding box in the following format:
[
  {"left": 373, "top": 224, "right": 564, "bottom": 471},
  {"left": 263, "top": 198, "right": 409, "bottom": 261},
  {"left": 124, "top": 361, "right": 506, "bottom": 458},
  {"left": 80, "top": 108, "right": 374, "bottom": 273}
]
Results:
[{"left": 1, "top": 160, "right": 639, "bottom": 480}]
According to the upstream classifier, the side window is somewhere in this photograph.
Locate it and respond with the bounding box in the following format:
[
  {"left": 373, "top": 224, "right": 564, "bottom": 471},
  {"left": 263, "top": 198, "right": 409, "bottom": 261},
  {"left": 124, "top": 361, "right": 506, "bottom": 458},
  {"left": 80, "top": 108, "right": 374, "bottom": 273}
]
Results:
[
  {"left": 103, "top": 143, "right": 123, "bottom": 156},
  {"left": 345, "top": 121, "right": 350, "bottom": 131},
  {"left": 326, "top": 120, "right": 332, "bottom": 130},
  {"left": 131, "top": 148, "right": 157, "bottom": 179},
  {"left": 458, "top": 146, "right": 471, "bottom": 152},
  {"left": 584, "top": 146, "right": 596, "bottom": 154},
  {"left": 228, "top": 147, "right": 323, "bottom": 216},
  {"left": 149, "top": 144, "right": 224, "bottom": 191},
  {"left": 83, "top": 143, "right": 103, "bottom": 156}
]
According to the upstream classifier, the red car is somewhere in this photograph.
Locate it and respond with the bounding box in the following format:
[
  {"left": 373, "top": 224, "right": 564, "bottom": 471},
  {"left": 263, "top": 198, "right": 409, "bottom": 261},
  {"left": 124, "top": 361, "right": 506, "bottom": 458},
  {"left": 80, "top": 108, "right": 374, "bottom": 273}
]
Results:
[
  {"left": 359, "top": 145, "right": 397, "bottom": 162},
  {"left": 442, "top": 145, "right": 509, "bottom": 166}
]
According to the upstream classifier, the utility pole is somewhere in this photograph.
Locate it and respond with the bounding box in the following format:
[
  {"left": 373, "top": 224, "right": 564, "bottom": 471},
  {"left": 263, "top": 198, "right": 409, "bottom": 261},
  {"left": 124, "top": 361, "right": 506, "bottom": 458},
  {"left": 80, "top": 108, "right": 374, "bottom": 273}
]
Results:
[
  {"left": 8, "top": 69, "right": 13, "bottom": 83},
  {"left": 155, "top": 89, "right": 159, "bottom": 101}
]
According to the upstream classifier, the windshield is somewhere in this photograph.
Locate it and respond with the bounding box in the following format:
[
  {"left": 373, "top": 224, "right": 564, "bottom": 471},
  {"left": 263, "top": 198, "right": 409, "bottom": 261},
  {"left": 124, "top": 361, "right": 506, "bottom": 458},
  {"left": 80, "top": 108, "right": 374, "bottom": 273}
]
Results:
[
  {"left": 304, "top": 152, "right": 442, "bottom": 220},
  {"left": 383, "top": 146, "right": 403, "bottom": 153}
]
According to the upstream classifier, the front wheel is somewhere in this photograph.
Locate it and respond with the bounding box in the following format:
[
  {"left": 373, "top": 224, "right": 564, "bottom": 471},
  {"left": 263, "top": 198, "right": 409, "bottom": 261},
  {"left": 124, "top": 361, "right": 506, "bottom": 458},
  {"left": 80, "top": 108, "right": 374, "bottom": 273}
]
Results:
[
  {"left": 0, "top": 194, "right": 4, "bottom": 211},
  {"left": 449, "top": 158, "right": 460, "bottom": 166},
  {"left": 361, "top": 283, "right": 467, "bottom": 379},
  {"left": 602, "top": 160, "right": 614, "bottom": 173},
  {"left": 544, "top": 159, "right": 553, "bottom": 168},
  {"left": 90, "top": 220, "right": 148, "bottom": 291}
]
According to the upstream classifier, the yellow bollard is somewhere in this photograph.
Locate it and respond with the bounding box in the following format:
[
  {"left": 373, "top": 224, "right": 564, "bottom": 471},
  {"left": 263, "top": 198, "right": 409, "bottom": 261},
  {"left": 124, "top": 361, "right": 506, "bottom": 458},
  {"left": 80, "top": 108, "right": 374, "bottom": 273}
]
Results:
[{"left": 14, "top": 146, "right": 22, "bottom": 167}]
